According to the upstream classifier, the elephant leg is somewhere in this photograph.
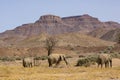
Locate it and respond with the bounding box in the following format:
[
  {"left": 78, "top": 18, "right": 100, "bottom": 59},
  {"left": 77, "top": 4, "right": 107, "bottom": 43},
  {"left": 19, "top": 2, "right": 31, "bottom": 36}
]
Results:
[
  {"left": 55, "top": 61, "right": 61, "bottom": 67},
  {"left": 107, "top": 62, "right": 109, "bottom": 68},
  {"left": 101, "top": 63, "right": 103, "bottom": 68},
  {"left": 48, "top": 58, "right": 52, "bottom": 67},
  {"left": 63, "top": 56, "right": 68, "bottom": 65},
  {"left": 110, "top": 60, "right": 112, "bottom": 67},
  {"left": 55, "top": 58, "right": 61, "bottom": 67},
  {"left": 23, "top": 62, "right": 26, "bottom": 67},
  {"left": 23, "top": 60, "right": 26, "bottom": 67},
  {"left": 105, "top": 62, "right": 108, "bottom": 68},
  {"left": 30, "top": 63, "right": 32, "bottom": 67},
  {"left": 98, "top": 63, "right": 100, "bottom": 68}
]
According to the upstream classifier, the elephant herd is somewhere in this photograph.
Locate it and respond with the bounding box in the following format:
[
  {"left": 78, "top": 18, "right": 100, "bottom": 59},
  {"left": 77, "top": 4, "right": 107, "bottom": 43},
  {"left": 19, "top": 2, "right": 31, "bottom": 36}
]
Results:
[{"left": 22, "top": 53, "right": 112, "bottom": 68}]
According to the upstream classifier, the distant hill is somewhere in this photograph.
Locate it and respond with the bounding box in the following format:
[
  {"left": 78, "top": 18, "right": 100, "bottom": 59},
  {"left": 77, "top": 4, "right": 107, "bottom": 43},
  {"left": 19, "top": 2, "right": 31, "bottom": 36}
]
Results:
[
  {"left": 100, "top": 28, "right": 120, "bottom": 42},
  {"left": 88, "top": 21, "right": 120, "bottom": 38},
  {"left": 0, "top": 14, "right": 119, "bottom": 47}
]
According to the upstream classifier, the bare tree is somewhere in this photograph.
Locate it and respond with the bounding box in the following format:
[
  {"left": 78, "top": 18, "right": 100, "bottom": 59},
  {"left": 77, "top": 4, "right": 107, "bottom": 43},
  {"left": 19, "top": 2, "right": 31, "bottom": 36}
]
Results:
[{"left": 45, "top": 37, "right": 57, "bottom": 56}]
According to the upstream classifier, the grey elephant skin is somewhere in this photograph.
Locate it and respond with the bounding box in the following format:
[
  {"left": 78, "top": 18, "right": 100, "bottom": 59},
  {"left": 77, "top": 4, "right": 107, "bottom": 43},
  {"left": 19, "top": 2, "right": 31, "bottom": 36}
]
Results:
[
  {"left": 48, "top": 54, "right": 68, "bottom": 67},
  {"left": 97, "top": 54, "right": 112, "bottom": 68}
]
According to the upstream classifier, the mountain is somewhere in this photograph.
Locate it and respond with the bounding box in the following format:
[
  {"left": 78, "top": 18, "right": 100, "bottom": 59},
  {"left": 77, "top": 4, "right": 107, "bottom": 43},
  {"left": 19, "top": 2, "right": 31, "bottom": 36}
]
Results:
[
  {"left": 100, "top": 28, "right": 120, "bottom": 42},
  {"left": 0, "top": 14, "right": 120, "bottom": 37},
  {"left": 0, "top": 14, "right": 120, "bottom": 46},
  {"left": 88, "top": 21, "right": 120, "bottom": 38}
]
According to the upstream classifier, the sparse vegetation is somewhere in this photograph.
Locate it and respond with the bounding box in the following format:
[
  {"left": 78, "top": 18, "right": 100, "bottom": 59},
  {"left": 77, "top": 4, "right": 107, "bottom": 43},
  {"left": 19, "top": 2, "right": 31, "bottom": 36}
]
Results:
[
  {"left": 0, "top": 56, "right": 15, "bottom": 61},
  {"left": 101, "top": 46, "right": 114, "bottom": 53},
  {"left": 111, "top": 52, "right": 120, "bottom": 59},
  {"left": 76, "top": 54, "right": 97, "bottom": 67},
  {"left": 76, "top": 58, "right": 91, "bottom": 67},
  {"left": 40, "top": 56, "right": 48, "bottom": 60}
]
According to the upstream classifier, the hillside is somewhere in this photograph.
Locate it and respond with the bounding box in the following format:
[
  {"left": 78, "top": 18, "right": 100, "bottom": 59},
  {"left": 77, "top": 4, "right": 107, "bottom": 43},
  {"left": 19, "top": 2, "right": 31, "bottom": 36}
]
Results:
[
  {"left": 88, "top": 27, "right": 116, "bottom": 38},
  {"left": 100, "top": 28, "right": 120, "bottom": 42},
  {"left": 0, "top": 14, "right": 120, "bottom": 45},
  {"left": 16, "top": 32, "right": 114, "bottom": 47}
]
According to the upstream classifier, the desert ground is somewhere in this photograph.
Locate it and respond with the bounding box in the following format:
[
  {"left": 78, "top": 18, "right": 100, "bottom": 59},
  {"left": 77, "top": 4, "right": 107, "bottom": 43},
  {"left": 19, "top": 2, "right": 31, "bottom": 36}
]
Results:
[{"left": 0, "top": 57, "right": 120, "bottom": 80}]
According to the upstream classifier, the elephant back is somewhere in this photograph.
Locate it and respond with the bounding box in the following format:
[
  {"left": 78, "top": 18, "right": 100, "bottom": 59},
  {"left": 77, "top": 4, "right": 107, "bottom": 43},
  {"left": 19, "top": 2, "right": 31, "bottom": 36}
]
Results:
[{"left": 98, "top": 54, "right": 111, "bottom": 62}]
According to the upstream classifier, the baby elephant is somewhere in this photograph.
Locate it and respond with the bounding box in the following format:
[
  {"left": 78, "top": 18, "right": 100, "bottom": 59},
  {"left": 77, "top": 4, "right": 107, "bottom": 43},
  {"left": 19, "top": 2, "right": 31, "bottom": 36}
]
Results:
[
  {"left": 97, "top": 54, "right": 112, "bottom": 68},
  {"left": 48, "top": 54, "right": 68, "bottom": 67},
  {"left": 22, "top": 57, "right": 34, "bottom": 68}
]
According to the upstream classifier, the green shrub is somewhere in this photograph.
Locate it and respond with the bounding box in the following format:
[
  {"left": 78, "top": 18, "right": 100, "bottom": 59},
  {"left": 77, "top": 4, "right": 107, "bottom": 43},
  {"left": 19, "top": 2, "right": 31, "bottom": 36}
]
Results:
[
  {"left": 15, "top": 57, "right": 22, "bottom": 60},
  {"left": 110, "top": 53, "right": 120, "bottom": 58},
  {"left": 34, "top": 56, "right": 41, "bottom": 60},
  {"left": 40, "top": 56, "right": 48, "bottom": 60},
  {"left": 34, "top": 56, "right": 48, "bottom": 60},
  {"left": 76, "top": 54, "right": 98, "bottom": 67},
  {"left": 76, "top": 58, "right": 91, "bottom": 67},
  {"left": 0, "top": 56, "right": 15, "bottom": 61}
]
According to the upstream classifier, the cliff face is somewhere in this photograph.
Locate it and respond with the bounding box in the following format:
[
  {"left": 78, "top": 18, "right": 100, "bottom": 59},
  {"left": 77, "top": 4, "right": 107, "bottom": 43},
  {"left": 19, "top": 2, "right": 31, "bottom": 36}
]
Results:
[
  {"left": 0, "top": 14, "right": 120, "bottom": 43},
  {"left": 0, "top": 15, "right": 78, "bottom": 39},
  {"left": 62, "top": 14, "right": 102, "bottom": 31}
]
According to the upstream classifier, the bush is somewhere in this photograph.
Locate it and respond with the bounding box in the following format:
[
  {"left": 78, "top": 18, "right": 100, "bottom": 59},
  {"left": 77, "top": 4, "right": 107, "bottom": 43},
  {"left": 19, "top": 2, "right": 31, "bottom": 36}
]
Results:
[
  {"left": 40, "top": 56, "right": 48, "bottom": 60},
  {"left": 15, "top": 57, "right": 22, "bottom": 60},
  {"left": 87, "top": 55, "right": 98, "bottom": 62},
  {"left": 34, "top": 56, "right": 41, "bottom": 60},
  {"left": 34, "top": 56, "right": 48, "bottom": 60},
  {"left": 76, "top": 54, "right": 98, "bottom": 67},
  {"left": 76, "top": 58, "right": 91, "bottom": 67},
  {"left": 0, "top": 56, "right": 15, "bottom": 61},
  {"left": 110, "top": 53, "right": 120, "bottom": 58}
]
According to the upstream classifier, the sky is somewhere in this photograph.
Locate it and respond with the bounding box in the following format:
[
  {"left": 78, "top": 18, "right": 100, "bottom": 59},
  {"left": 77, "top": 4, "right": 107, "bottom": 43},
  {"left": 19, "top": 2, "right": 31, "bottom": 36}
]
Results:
[{"left": 0, "top": 0, "right": 120, "bottom": 33}]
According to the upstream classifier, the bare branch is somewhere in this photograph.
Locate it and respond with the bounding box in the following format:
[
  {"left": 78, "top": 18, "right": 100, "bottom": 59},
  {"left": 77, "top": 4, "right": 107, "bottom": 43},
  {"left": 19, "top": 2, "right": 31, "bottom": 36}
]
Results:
[{"left": 45, "top": 37, "right": 57, "bottom": 56}]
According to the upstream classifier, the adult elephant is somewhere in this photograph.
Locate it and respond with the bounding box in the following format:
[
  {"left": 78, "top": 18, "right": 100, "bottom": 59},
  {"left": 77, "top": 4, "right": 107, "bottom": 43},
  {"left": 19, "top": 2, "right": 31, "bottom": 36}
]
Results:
[
  {"left": 48, "top": 53, "right": 68, "bottom": 67},
  {"left": 22, "top": 57, "right": 35, "bottom": 67},
  {"left": 97, "top": 54, "right": 112, "bottom": 68}
]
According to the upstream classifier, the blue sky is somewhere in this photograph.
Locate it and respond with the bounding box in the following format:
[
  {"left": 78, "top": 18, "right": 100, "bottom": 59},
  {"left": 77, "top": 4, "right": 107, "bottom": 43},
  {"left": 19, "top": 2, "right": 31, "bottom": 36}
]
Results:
[{"left": 0, "top": 0, "right": 120, "bottom": 33}]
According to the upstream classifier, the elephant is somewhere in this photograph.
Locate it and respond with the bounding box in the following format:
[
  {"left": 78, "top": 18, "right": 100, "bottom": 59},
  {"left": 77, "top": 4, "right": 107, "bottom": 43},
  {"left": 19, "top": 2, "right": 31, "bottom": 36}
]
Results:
[
  {"left": 22, "top": 57, "right": 35, "bottom": 68},
  {"left": 97, "top": 54, "right": 112, "bottom": 68},
  {"left": 48, "top": 54, "right": 68, "bottom": 67}
]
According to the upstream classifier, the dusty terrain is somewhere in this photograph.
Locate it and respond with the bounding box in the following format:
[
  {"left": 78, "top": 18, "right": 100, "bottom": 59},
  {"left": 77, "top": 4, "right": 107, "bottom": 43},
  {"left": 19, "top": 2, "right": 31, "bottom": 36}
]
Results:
[{"left": 0, "top": 58, "right": 120, "bottom": 80}]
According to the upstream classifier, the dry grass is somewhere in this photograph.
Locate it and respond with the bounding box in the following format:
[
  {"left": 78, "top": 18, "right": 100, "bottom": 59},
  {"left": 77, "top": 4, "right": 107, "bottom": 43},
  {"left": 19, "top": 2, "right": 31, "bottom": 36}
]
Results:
[
  {"left": 0, "top": 65, "right": 120, "bottom": 80},
  {"left": 0, "top": 58, "right": 120, "bottom": 80}
]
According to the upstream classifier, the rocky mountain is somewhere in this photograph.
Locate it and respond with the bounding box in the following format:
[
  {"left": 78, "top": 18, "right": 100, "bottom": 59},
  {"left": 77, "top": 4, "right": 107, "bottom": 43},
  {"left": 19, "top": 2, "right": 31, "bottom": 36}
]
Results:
[
  {"left": 1, "top": 14, "right": 119, "bottom": 37},
  {"left": 0, "top": 14, "right": 120, "bottom": 45},
  {"left": 100, "top": 28, "right": 120, "bottom": 42},
  {"left": 88, "top": 21, "right": 120, "bottom": 38}
]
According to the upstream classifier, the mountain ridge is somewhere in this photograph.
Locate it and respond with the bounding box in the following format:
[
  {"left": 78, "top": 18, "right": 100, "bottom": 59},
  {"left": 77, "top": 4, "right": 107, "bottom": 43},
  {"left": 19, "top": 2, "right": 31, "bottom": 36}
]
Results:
[{"left": 0, "top": 14, "right": 120, "bottom": 47}]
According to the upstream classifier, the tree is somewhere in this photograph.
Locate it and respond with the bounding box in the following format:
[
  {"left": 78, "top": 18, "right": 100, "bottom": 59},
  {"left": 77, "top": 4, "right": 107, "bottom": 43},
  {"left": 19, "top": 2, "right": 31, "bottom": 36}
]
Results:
[{"left": 45, "top": 37, "right": 57, "bottom": 56}]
